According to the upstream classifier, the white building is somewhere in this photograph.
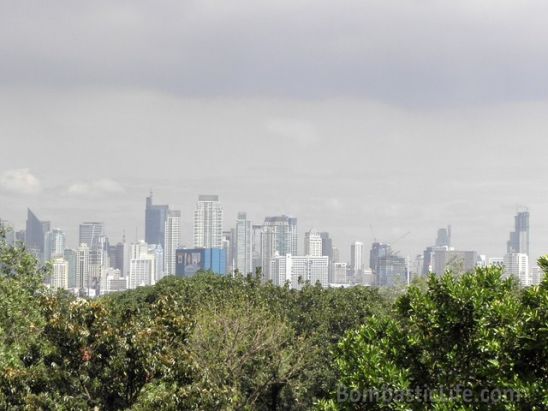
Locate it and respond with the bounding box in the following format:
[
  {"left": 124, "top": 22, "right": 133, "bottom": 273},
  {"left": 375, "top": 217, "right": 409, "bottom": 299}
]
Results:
[
  {"left": 193, "top": 195, "right": 223, "bottom": 248},
  {"left": 530, "top": 266, "right": 545, "bottom": 286},
  {"left": 164, "top": 210, "right": 181, "bottom": 276},
  {"left": 350, "top": 241, "right": 364, "bottom": 275},
  {"left": 235, "top": 212, "right": 253, "bottom": 275},
  {"left": 129, "top": 241, "right": 156, "bottom": 289},
  {"left": 50, "top": 257, "right": 69, "bottom": 289},
  {"left": 304, "top": 230, "right": 322, "bottom": 257},
  {"left": 76, "top": 243, "right": 90, "bottom": 291},
  {"left": 270, "top": 254, "right": 329, "bottom": 289},
  {"left": 261, "top": 216, "right": 298, "bottom": 281},
  {"left": 503, "top": 253, "right": 530, "bottom": 286}
]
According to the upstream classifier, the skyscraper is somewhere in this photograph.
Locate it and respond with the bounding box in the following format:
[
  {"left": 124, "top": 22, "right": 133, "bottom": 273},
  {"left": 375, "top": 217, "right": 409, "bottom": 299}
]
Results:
[
  {"left": 193, "top": 195, "right": 223, "bottom": 249},
  {"left": 25, "top": 209, "right": 50, "bottom": 260},
  {"left": 435, "top": 225, "right": 452, "bottom": 248},
  {"left": 50, "top": 257, "right": 69, "bottom": 289},
  {"left": 270, "top": 254, "right": 329, "bottom": 289},
  {"left": 503, "top": 253, "right": 530, "bottom": 286},
  {"left": 145, "top": 193, "right": 169, "bottom": 249},
  {"left": 260, "top": 215, "right": 298, "bottom": 281},
  {"left": 235, "top": 212, "right": 253, "bottom": 275},
  {"left": 79, "top": 222, "right": 104, "bottom": 249},
  {"left": 507, "top": 211, "right": 530, "bottom": 256},
  {"left": 164, "top": 210, "right": 181, "bottom": 276},
  {"left": 350, "top": 241, "right": 365, "bottom": 274},
  {"left": 76, "top": 243, "right": 90, "bottom": 293},
  {"left": 44, "top": 228, "right": 66, "bottom": 261},
  {"left": 129, "top": 241, "right": 157, "bottom": 289},
  {"left": 304, "top": 230, "right": 322, "bottom": 257}
]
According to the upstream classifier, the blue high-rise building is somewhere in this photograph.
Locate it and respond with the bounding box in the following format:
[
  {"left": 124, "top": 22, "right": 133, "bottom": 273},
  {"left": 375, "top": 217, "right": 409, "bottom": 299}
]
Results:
[{"left": 175, "top": 248, "right": 226, "bottom": 277}]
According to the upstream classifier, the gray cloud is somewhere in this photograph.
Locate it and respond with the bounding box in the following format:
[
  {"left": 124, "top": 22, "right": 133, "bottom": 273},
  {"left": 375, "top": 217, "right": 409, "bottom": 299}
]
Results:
[
  {"left": 1, "top": 1, "right": 548, "bottom": 105},
  {"left": 1, "top": 1, "right": 548, "bottom": 262}
]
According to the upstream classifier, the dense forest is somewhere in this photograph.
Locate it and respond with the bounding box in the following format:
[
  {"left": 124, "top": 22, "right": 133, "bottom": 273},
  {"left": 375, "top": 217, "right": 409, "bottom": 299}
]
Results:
[{"left": 0, "top": 230, "right": 546, "bottom": 410}]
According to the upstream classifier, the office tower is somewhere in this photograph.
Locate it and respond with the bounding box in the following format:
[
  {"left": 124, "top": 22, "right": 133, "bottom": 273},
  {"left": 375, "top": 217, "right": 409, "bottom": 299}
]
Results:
[
  {"left": 304, "top": 230, "right": 322, "bottom": 257},
  {"left": 332, "top": 262, "right": 348, "bottom": 284},
  {"left": 79, "top": 222, "right": 104, "bottom": 249},
  {"left": 193, "top": 195, "right": 223, "bottom": 248},
  {"left": 128, "top": 241, "right": 156, "bottom": 289},
  {"left": 25, "top": 209, "right": 50, "bottom": 260},
  {"left": 108, "top": 242, "right": 126, "bottom": 274},
  {"left": 503, "top": 253, "right": 530, "bottom": 286},
  {"left": 164, "top": 210, "right": 181, "bottom": 276},
  {"left": 370, "top": 242, "right": 408, "bottom": 286},
  {"left": 261, "top": 215, "right": 298, "bottom": 281},
  {"left": 507, "top": 211, "right": 530, "bottom": 256},
  {"left": 44, "top": 228, "right": 66, "bottom": 261},
  {"left": 432, "top": 250, "right": 479, "bottom": 275},
  {"left": 64, "top": 249, "right": 78, "bottom": 289},
  {"left": 148, "top": 244, "right": 164, "bottom": 282},
  {"left": 145, "top": 193, "right": 169, "bottom": 249},
  {"left": 234, "top": 212, "right": 253, "bottom": 275},
  {"left": 175, "top": 248, "right": 227, "bottom": 277},
  {"left": 76, "top": 243, "right": 90, "bottom": 293},
  {"left": 320, "top": 232, "right": 333, "bottom": 260},
  {"left": 50, "top": 257, "right": 69, "bottom": 289},
  {"left": 252, "top": 224, "right": 264, "bottom": 273},
  {"left": 350, "top": 241, "right": 365, "bottom": 274},
  {"left": 222, "top": 230, "right": 234, "bottom": 274},
  {"left": 370, "top": 242, "right": 391, "bottom": 272},
  {"left": 435, "top": 225, "right": 452, "bottom": 248},
  {"left": 270, "top": 254, "right": 329, "bottom": 289},
  {"left": 376, "top": 254, "right": 408, "bottom": 286}
]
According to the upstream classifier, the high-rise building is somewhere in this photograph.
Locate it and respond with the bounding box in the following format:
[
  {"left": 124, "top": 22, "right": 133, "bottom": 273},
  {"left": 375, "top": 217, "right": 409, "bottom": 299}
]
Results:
[
  {"left": 261, "top": 215, "right": 297, "bottom": 281},
  {"left": 435, "top": 226, "right": 452, "bottom": 248},
  {"left": 252, "top": 224, "right": 264, "bottom": 273},
  {"left": 370, "top": 242, "right": 408, "bottom": 286},
  {"left": 145, "top": 193, "right": 169, "bottom": 249},
  {"left": 64, "top": 249, "right": 78, "bottom": 289},
  {"left": 164, "top": 210, "right": 181, "bottom": 276},
  {"left": 432, "top": 250, "right": 479, "bottom": 275},
  {"left": 148, "top": 244, "right": 164, "bottom": 282},
  {"left": 76, "top": 243, "right": 90, "bottom": 293},
  {"left": 235, "top": 212, "right": 253, "bottom": 275},
  {"left": 25, "top": 209, "right": 50, "bottom": 260},
  {"left": 350, "top": 241, "right": 365, "bottom": 275},
  {"left": 44, "top": 228, "right": 66, "bottom": 261},
  {"left": 50, "top": 257, "right": 69, "bottom": 289},
  {"left": 79, "top": 222, "right": 104, "bottom": 249},
  {"left": 193, "top": 195, "right": 223, "bottom": 249},
  {"left": 108, "top": 242, "right": 126, "bottom": 274},
  {"left": 270, "top": 254, "right": 329, "bottom": 289},
  {"left": 503, "top": 253, "right": 530, "bottom": 286},
  {"left": 304, "top": 230, "right": 322, "bottom": 257},
  {"left": 100, "top": 268, "right": 127, "bottom": 295},
  {"left": 128, "top": 241, "right": 156, "bottom": 289},
  {"left": 507, "top": 211, "right": 530, "bottom": 256}
]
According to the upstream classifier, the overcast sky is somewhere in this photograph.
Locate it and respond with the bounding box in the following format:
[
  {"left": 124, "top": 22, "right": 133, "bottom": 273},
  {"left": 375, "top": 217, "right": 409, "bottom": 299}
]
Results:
[{"left": 1, "top": 0, "right": 548, "bottom": 262}]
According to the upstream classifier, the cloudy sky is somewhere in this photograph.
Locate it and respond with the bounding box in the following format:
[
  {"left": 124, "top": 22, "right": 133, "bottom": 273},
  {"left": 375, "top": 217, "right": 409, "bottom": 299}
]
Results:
[{"left": 1, "top": 0, "right": 548, "bottom": 262}]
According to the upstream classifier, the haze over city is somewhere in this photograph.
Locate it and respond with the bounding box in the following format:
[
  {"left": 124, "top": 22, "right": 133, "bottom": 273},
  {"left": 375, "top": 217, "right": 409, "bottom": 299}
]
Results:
[{"left": 2, "top": 0, "right": 548, "bottom": 262}]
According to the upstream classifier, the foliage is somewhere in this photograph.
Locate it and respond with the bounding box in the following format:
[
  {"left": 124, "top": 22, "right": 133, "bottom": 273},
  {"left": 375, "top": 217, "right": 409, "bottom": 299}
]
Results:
[
  {"left": 323, "top": 266, "right": 548, "bottom": 410},
  {"left": 1, "top": 229, "right": 546, "bottom": 410}
]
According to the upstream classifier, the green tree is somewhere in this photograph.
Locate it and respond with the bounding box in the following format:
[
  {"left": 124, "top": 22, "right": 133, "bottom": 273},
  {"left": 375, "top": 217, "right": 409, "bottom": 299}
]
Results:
[{"left": 322, "top": 265, "right": 548, "bottom": 410}]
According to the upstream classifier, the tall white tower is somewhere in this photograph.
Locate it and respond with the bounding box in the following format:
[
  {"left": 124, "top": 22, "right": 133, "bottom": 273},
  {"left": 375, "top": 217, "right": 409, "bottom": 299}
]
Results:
[
  {"left": 304, "top": 230, "right": 322, "bottom": 257},
  {"left": 164, "top": 210, "right": 181, "bottom": 276},
  {"left": 193, "top": 195, "right": 224, "bottom": 248},
  {"left": 235, "top": 212, "right": 252, "bottom": 275}
]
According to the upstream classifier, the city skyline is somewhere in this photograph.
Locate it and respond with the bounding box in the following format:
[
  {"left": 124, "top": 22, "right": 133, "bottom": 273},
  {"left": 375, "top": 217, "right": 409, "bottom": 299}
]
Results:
[{"left": 0, "top": 199, "right": 536, "bottom": 268}]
